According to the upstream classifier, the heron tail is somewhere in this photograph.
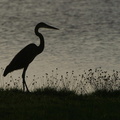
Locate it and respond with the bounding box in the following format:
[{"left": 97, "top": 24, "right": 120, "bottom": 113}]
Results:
[{"left": 3, "top": 66, "right": 10, "bottom": 77}]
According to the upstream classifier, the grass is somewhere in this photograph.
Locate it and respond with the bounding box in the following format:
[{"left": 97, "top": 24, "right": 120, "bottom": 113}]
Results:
[
  {"left": 0, "top": 88, "right": 120, "bottom": 120},
  {"left": 0, "top": 67, "right": 120, "bottom": 120}
]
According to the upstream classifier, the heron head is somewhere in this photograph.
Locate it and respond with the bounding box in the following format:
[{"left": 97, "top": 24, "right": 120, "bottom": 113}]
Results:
[{"left": 36, "top": 22, "right": 59, "bottom": 30}]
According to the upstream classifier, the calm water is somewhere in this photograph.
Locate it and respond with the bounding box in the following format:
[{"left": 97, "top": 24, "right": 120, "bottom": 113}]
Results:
[{"left": 0, "top": 0, "right": 120, "bottom": 79}]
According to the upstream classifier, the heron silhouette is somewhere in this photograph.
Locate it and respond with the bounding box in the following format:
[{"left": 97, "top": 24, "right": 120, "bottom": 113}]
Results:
[{"left": 3, "top": 22, "right": 59, "bottom": 92}]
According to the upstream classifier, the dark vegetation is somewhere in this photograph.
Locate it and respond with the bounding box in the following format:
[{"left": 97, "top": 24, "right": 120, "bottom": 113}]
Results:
[{"left": 0, "top": 67, "right": 120, "bottom": 120}]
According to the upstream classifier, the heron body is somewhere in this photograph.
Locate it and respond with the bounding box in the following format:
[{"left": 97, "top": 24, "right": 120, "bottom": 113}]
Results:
[{"left": 3, "top": 22, "right": 58, "bottom": 92}]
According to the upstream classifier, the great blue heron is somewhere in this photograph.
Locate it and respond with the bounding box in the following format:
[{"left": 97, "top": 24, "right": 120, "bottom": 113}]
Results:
[{"left": 3, "top": 22, "right": 59, "bottom": 92}]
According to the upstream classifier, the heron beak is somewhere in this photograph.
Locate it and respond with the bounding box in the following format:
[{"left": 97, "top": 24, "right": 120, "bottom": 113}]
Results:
[{"left": 46, "top": 24, "right": 59, "bottom": 30}]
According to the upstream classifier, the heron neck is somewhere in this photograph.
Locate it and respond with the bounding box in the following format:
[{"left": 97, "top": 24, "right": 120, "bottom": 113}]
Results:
[{"left": 35, "top": 27, "right": 44, "bottom": 54}]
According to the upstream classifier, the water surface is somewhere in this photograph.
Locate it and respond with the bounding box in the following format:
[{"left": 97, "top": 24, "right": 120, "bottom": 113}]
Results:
[{"left": 0, "top": 0, "right": 120, "bottom": 79}]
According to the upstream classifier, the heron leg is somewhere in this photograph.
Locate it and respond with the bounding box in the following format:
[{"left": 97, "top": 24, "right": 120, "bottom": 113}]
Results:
[
  {"left": 22, "top": 67, "right": 29, "bottom": 92},
  {"left": 22, "top": 72, "right": 25, "bottom": 91}
]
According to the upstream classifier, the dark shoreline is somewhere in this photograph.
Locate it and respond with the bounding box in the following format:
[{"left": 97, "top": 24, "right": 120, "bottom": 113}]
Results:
[{"left": 0, "top": 88, "right": 120, "bottom": 120}]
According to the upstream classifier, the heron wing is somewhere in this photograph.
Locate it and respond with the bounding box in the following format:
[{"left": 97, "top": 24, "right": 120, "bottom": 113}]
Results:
[{"left": 4, "top": 44, "right": 38, "bottom": 76}]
